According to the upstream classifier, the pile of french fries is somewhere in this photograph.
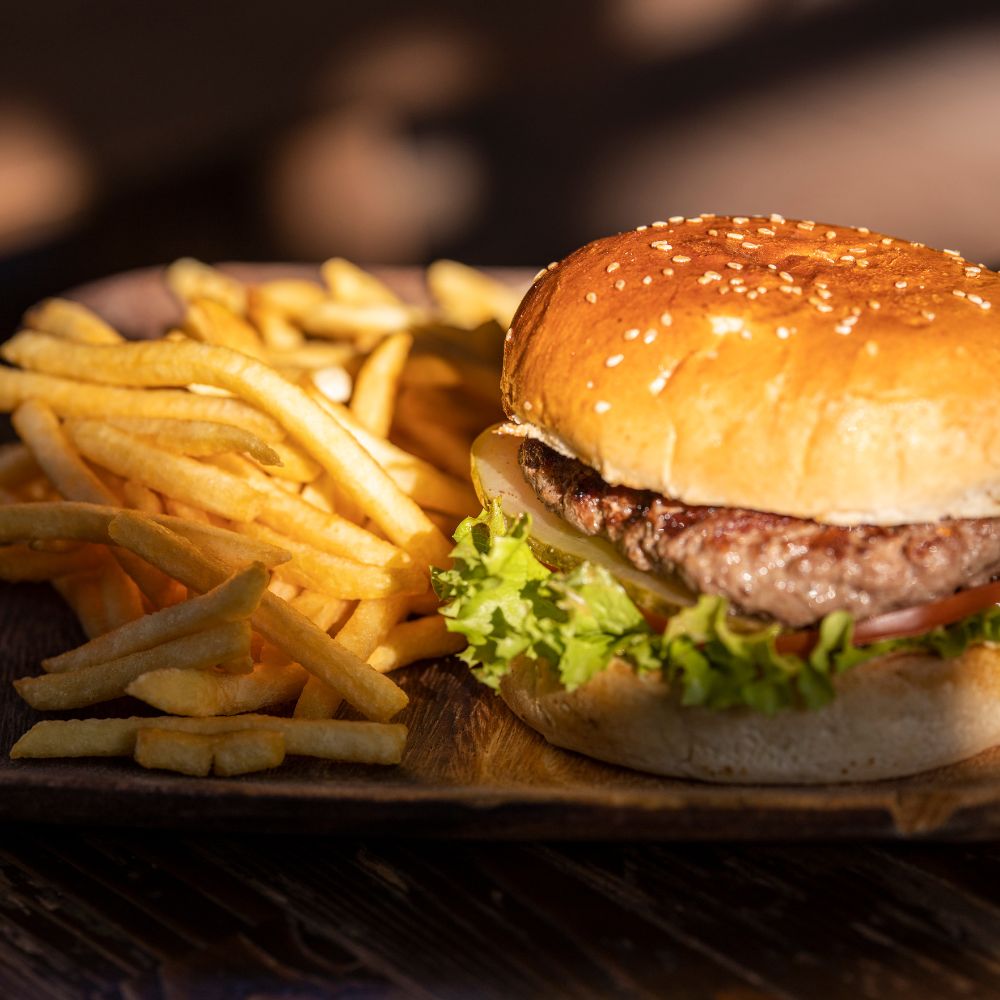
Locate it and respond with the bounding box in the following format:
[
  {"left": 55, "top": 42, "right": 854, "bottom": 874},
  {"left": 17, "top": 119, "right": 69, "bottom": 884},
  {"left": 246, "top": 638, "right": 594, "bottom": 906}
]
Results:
[{"left": 0, "top": 257, "right": 518, "bottom": 777}]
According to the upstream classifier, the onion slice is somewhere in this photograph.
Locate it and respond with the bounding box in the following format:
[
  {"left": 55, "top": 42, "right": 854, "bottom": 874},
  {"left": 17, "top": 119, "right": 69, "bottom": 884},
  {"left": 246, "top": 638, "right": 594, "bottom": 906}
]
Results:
[{"left": 776, "top": 579, "right": 1000, "bottom": 656}]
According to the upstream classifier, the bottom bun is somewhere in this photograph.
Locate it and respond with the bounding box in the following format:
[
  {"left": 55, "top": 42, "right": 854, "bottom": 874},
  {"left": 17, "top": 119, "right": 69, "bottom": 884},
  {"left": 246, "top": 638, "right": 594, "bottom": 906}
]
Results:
[{"left": 499, "top": 646, "right": 1000, "bottom": 784}]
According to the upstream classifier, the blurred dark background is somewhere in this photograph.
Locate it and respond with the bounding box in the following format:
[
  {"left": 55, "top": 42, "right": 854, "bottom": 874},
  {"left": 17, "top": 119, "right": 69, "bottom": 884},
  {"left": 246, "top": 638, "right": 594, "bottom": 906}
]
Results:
[{"left": 0, "top": 0, "right": 998, "bottom": 331}]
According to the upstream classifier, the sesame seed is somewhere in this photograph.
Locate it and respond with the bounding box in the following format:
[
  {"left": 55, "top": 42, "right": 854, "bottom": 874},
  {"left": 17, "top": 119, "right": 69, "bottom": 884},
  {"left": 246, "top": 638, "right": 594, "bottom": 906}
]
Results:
[
  {"left": 669, "top": 215, "right": 684, "bottom": 223},
  {"left": 740, "top": 327, "right": 753, "bottom": 337},
  {"left": 594, "top": 400, "right": 611, "bottom": 414},
  {"left": 623, "top": 328, "right": 640, "bottom": 341},
  {"left": 700, "top": 212, "right": 716, "bottom": 219},
  {"left": 651, "top": 220, "right": 668, "bottom": 227},
  {"left": 726, "top": 232, "right": 745, "bottom": 240},
  {"left": 660, "top": 311, "right": 673, "bottom": 326},
  {"left": 505, "top": 329, "right": 513, "bottom": 342},
  {"left": 523, "top": 400, "right": 533, "bottom": 411},
  {"left": 849, "top": 247, "right": 867, "bottom": 255},
  {"left": 881, "top": 237, "right": 893, "bottom": 245},
  {"left": 776, "top": 326, "right": 791, "bottom": 339},
  {"left": 953, "top": 289, "right": 966, "bottom": 298},
  {"left": 869, "top": 300, "right": 881, "bottom": 310},
  {"left": 614, "top": 279, "right": 626, "bottom": 291},
  {"left": 532, "top": 268, "right": 547, "bottom": 282},
  {"left": 746, "top": 291, "right": 758, "bottom": 301},
  {"left": 982, "top": 301, "right": 992, "bottom": 310},
  {"left": 864, "top": 341, "right": 879, "bottom": 356},
  {"left": 966, "top": 266, "right": 982, "bottom": 275},
  {"left": 729, "top": 277, "right": 744, "bottom": 285},
  {"left": 835, "top": 324, "right": 852, "bottom": 335},
  {"left": 642, "top": 275, "right": 653, "bottom": 285},
  {"left": 857, "top": 227, "right": 871, "bottom": 235},
  {"left": 922, "top": 310, "right": 936, "bottom": 321},
  {"left": 643, "top": 329, "right": 657, "bottom": 344},
  {"left": 770, "top": 213, "right": 786, "bottom": 223},
  {"left": 732, "top": 216, "right": 749, "bottom": 225},
  {"left": 796, "top": 221, "right": 815, "bottom": 231},
  {"left": 839, "top": 255, "right": 855, "bottom": 262},
  {"left": 944, "top": 248, "right": 961, "bottom": 256},
  {"left": 857, "top": 259, "right": 870, "bottom": 268},
  {"left": 661, "top": 268, "right": 674, "bottom": 277},
  {"left": 586, "top": 380, "right": 595, "bottom": 389},
  {"left": 742, "top": 242, "right": 761, "bottom": 250},
  {"left": 585, "top": 292, "right": 598, "bottom": 303},
  {"left": 606, "top": 261, "right": 620, "bottom": 273},
  {"left": 605, "top": 354, "right": 624, "bottom": 368},
  {"left": 686, "top": 217, "right": 700, "bottom": 224},
  {"left": 635, "top": 225, "right": 648, "bottom": 232},
  {"left": 726, "top": 262, "right": 743, "bottom": 270},
  {"left": 894, "top": 280, "right": 907, "bottom": 289},
  {"left": 779, "top": 271, "right": 794, "bottom": 283},
  {"left": 711, "top": 316, "right": 744, "bottom": 335},
  {"left": 825, "top": 230, "right": 837, "bottom": 239},
  {"left": 648, "top": 375, "right": 668, "bottom": 395},
  {"left": 767, "top": 263, "right": 778, "bottom": 270},
  {"left": 547, "top": 261, "right": 559, "bottom": 270},
  {"left": 757, "top": 227, "right": 776, "bottom": 236},
  {"left": 708, "top": 228, "right": 719, "bottom": 236},
  {"left": 818, "top": 288, "right": 832, "bottom": 300},
  {"left": 671, "top": 256, "right": 690, "bottom": 264},
  {"left": 650, "top": 240, "right": 673, "bottom": 252},
  {"left": 969, "top": 293, "right": 984, "bottom": 305},
  {"left": 779, "top": 285, "right": 795, "bottom": 294},
  {"left": 816, "top": 303, "right": 833, "bottom": 313}
]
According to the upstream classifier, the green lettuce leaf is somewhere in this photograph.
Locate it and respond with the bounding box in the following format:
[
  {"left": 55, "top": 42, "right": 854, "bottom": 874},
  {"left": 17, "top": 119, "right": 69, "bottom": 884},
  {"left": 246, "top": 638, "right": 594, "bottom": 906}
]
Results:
[{"left": 432, "top": 503, "right": 1000, "bottom": 713}]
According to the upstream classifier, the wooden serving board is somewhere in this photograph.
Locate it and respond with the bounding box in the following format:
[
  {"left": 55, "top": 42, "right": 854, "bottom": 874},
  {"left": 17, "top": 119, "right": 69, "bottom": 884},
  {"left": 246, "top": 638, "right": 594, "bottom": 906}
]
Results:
[{"left": 3, "top": 264, "right": 1000, "bottom": 840}]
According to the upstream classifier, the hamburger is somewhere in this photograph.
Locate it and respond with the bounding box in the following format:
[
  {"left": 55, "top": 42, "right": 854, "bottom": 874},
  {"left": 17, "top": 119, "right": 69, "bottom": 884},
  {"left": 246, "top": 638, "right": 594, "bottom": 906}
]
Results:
[{"left": 432, "top": 214, "right": 1000, "bottom": 784}]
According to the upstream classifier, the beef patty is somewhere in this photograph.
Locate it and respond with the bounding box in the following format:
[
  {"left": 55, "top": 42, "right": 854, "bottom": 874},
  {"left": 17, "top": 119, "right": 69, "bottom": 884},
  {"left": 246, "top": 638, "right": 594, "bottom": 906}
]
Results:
[{"left": 518, "top": 437, "right": 1000, "bottom": 627}]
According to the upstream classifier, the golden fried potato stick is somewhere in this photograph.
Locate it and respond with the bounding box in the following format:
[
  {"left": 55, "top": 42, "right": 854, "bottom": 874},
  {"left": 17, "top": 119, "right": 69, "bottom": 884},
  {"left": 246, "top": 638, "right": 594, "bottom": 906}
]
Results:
[
  {"left": 121, "top": 479, "right": 163, "bottom": 514},
  {"left": 134, "top": 729, "right": 215, "bottom": 776},
  {"left": 166, "top": 258, "right": 247, "bottom": 315},
  {"left": 0, "top": 542, "right": 104, "bottom": 581},
  {"left": 320, "top": 258, "right": 402, "bottom": 306},
  {"left": 127, "top": 660, "right": 307, "bottom": 716},
  {"left": 261, "top": 442, "right": 321, "bottom": 483},
  {"left": 0, "top": 368, "right": 283, "bottom": 441},
  {"left": 43, "top": 562, "right": 268, "bottom": 674},
  {"left": 14, "top": 620, "right": 252, "bottom": 710},
  {"left": 394, "top": 417, "right": 476, "bottom": 480},
  {"left": 253, "top": 278, "right": 326, "bottom": 320},
  {"left": 24, "top": 298, "right": 123, "bottom": 345},
  {"left": 241, "top": 521, "right": 426, "bottom": 600},
  {"left": 246, "top": 287, "right": 304, "bottom": 350},
  {"left": 12, "top": 714, "right": 406, "bottom": 764},
  {"left": 12, "top": 399, "right": 112, "bottom": 504},
  {"left": 162, "top": 497, "right": 211, "bottom": 524},
  {"left": 288, "top": 591, "right": 353, "bottom": 632},
  {"left": 107, "top": 512, "right": 408, "bottom": 721},
  {"left": 3, "top": 334, "right": 450, "bottom": 565},
  {"left": 95, "top": 551, "right": 146, "bottom": 630},
  {"left": 350, "top": 331, "right": 412, "bottom": 437},
  {"left": 183, "top": 297, "right": 266, "bottom": 359},
  {"left": 427, "top": 259, "right": 524, "bottom": 329},
  {"left": 52, "top": 570, "right": 113, "bottom": 638},
  {"left": 367, "top": 615, "right": 467, "bottom": 673},
  {"left": 0, "top": 443, "right": 40, "bottom": 488},
  {"left": 294, "top": 595, "right": 409, "bottom": 719},
  {"left": 212, "top": 730, "right": 286, "bottom": 776},
  {"left": 67, "top": 420, "right": 265, "bottom": 522},
  {"left": 301, "top": 301, "right": 416, "bottom": 340},
  {"left": 104, "top": 417, "right": 280, "bottom": 465}
]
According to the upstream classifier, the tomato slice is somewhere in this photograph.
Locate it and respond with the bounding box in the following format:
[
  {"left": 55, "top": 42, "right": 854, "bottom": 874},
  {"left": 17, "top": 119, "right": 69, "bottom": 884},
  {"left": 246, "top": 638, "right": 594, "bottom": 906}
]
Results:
[{"left": 775, "top": 579, "right": 1000, "bottom": 656}]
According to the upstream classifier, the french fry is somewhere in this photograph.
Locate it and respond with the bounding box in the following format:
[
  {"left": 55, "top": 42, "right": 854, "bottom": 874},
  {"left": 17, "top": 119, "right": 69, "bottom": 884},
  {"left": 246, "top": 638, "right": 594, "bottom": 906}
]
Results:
[
  {"left": 104, "top": 417, "right": 280, "bottom": 465},
  {"left": 154, "top": 515, "right": 290, "bottom": 569},
  {"left": 320, "top": 258, "right": 401, "bottom": 306},
  {"left": 166, "top": 258, "right": 247, "bottom": 315},
  {"left": 288, "top": 591, "right": 353, "bottom": 632},
  {"left": 350, "top": 331, "right": 412, "bottom": 437},
  {"left": 253, "top": 278, "right": 326, "bottom": 320},
  {"left": 24, "top": 298, "right": 123, "bottom": 345},
  {"left": 295, "top": 595, "right": 408, "bottom": 719},
  {"left": 52, "top": 570, "right": 111, "bottom": 639},
  {"left": 122, "top": 479, "right": 163, "bottom": 514},
  {"left": 183, "top": 298, "right": 266, "bottom": 359},
  {"left": 67, "top": 420, "right": 265, "bottom": 521},
  {"left": 3, "top": 335, "right": 450, "bottom": 565},
  {"left": 367, "top": 615, "right": 467, "bottom": 673},
  {"left": 246, "top": 287, "right": 304, "bottom": 350},
  {"left": 11, "top": 714, "right": 406, "bottom": 765},
  {"left": 13, "top": 620, "right": 252, "bottom": 710},
  {"left": 0, "top": 542, "right": 104, "bottom": 581},
  {"left": 240, "top": 521, "right": 427, "bottom": 600},
  {"left": 43, "top": 563, "right": 268, "bottom": 674},
  {"left": 427, "top": 259, "right": 524, "bottom": 329},
  {"left": 261, "top": 442, "right": 321, "bottom": 483},
  {"left": 212, "top": 730, "right": 286, "bottom": 776},
  {"left": 301, "top": 301, "right": 415, "bottom": 340},
  {"left": 12, "top": 399, "right": 112, "bottom": 504},
  {"left": 134, "top": 729, "right": 214, "bottom": 776},
  {"left": 393, "top": 417, "right": 474, "bottom": 480},
  {"left": 95, "top": 552, "right": 145, "bottom": 630},
  {"left": 0, "top": 368, "right": 283, "bottom": 442},
  {"left": 162, "top": 496, "right": 212, "bottom": 524},
  {"left": 106, "top": 512, "right": 408, "bottom": 721},
  {"left": 0, "top": 443, "right": 41, "bottom": 488},
  {"left": 272, "top": 345, "right": 354, "bottom": 373},
  {"left": 127, "top": 660, "right": 307, "bottom": 716}
]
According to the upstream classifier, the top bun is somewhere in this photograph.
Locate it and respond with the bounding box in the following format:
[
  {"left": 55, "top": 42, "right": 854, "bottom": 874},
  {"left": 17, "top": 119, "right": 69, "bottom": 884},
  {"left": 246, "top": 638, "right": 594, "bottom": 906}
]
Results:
[{"left": 501, "top": 215, "right": 1000, "bottom": 526}]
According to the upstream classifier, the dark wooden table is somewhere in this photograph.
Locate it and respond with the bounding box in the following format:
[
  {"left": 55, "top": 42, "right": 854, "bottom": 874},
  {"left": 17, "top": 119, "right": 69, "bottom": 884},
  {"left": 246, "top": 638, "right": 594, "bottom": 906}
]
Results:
[{"left": 3, "top": 830, "right": 1000, "bottom": 999}]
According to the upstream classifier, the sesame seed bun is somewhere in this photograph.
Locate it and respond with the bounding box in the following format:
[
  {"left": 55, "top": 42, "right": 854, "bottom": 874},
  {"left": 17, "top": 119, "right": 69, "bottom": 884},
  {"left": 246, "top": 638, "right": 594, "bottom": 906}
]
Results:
[
  {"left": 500, "top": 645, "right": 1000, "bottom": 784},
  {"left": 502, "top": 215, "right": 1000, "bottom": 525}
]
